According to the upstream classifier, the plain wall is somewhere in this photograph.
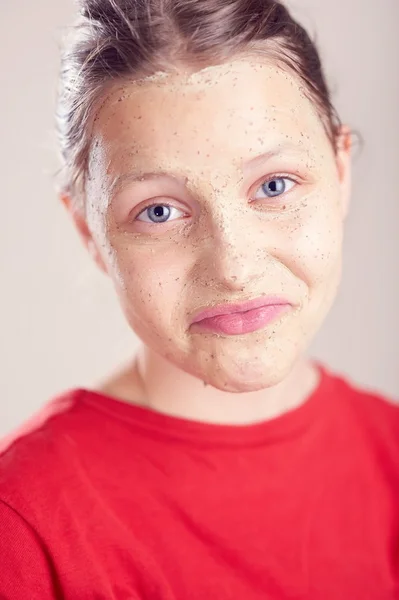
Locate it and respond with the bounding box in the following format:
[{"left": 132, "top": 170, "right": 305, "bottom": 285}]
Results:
[{"left": 1, "top": 0, "right": 398, "bottom": 437}]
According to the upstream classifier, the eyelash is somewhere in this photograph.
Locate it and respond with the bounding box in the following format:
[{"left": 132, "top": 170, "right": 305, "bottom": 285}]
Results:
[
  {"left": 133, "top": 173, "right": 299, "bottom": 224},
  {"left": 250, "top": 173, "right": 298, "bottom": 201}
]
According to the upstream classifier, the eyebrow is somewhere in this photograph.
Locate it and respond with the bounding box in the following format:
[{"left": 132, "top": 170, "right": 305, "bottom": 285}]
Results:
[
  {"left": 241, "top": 142, "right": 306, "bottom": 171},
  {"left": 109, "top": 171, "right": 188, "bottom": 200},
  {"left": 109, "top": 142, "right": 305, "bottom": 198}
]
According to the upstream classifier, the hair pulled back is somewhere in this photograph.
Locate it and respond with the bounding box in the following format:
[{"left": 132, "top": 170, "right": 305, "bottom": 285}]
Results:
[{"left": 56, "top": 0, "right": 341, "bottom": 210}]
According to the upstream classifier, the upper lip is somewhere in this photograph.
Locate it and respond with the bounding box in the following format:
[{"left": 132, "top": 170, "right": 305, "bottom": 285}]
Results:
[{"left": 191, "top": 295, "right": 292, "bottom": 324}]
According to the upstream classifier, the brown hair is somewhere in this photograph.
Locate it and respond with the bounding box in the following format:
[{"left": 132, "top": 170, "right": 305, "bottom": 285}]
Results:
[{"left": 55, "top": 0, "right": 342, "bottom": 211}]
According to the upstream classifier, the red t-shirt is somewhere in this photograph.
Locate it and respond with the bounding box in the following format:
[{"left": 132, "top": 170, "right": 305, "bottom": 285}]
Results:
[{"left": 1, "top": 363, "right": 398, "bottom": 599}]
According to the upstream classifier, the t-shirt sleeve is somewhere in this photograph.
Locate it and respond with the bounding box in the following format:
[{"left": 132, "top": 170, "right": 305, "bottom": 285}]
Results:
[{"left": 0, "top": 499, "right": 60, "bottom": 599}]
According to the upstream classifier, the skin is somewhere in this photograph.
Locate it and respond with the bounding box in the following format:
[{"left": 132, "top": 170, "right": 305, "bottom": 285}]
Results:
[{"left": 62, "top": 57, "right": 352, "bottom": 424}]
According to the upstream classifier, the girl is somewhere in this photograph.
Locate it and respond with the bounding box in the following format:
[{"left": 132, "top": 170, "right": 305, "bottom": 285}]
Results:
[{"left": 1, "top": 1, "right": 398, "bottom": 598}]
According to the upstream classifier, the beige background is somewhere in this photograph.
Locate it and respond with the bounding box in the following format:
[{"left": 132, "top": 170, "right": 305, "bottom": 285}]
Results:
[{"left": 1, "top": 0, "right": 398, "bottom": 437}]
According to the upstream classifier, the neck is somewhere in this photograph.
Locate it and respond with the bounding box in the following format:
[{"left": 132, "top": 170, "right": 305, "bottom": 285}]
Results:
[{"left": 98, "top": 346, "right": 320, "bottom": 425}]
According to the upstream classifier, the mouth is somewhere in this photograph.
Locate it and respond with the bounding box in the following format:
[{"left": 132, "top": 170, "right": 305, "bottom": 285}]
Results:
[
  {"left": 190, "top": 296, "right": 293, "bottom": 336},
  {"left": 191, "top": 295, "right": 292, "bottom": 324}
]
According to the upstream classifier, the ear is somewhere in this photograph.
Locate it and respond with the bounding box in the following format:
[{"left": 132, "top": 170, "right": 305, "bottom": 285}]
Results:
[
  {"left": 334, "top": 124, "right": 352, "bottom": 220},
  {"left": 60, "top": 192, "right": 109, "bottom": 276}
]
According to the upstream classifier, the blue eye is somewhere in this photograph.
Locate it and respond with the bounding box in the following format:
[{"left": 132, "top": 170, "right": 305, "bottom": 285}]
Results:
[
  {"left": 256, "top": 177, "right": 296, "bottom": 199},
  {"left": 136, "top": 203, "right": 185, "bottom": 223}
]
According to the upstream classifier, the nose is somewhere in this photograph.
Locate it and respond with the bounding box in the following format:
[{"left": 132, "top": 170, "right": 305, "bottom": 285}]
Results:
[{"left": 199, "top": 206, "right": 268, "bottom": 292}]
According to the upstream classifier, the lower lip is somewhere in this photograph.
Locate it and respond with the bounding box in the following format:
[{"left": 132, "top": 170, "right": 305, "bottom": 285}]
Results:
[{"left": 192, "top": 304, "right": 291, "bottom": 336}]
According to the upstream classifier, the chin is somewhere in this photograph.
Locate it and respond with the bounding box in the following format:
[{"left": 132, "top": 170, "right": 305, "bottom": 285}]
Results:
[
  {"left": 199, "top": 355, "right": 294, "bottom": 394},
  {"left": 209, "top": 377, "right": 277, "bottom": 394}
]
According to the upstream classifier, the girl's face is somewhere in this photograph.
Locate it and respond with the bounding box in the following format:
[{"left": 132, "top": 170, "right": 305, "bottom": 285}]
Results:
[{"left": 80, "top": 58, "right": 351, "bottom": 392}]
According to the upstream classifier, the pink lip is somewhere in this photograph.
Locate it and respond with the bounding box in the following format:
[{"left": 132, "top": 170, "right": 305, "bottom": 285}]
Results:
[{"left": 191, "top": 295, "right": 292, "bottom": 324}]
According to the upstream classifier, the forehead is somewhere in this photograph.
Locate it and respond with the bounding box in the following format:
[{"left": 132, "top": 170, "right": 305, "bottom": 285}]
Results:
[{"left": 89, "top": 58, "right": 326, "bottom": 176}]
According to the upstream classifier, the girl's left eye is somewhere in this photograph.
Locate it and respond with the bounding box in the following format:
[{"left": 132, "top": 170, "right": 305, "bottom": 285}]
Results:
[
  {"left": 254, "top": 176, "right": 296, "bottom": 200},
  {"left": 135, "top": 203, "right": 185, "bottom": 224}
]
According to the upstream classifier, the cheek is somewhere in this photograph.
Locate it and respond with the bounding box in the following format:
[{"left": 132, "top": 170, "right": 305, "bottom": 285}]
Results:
[
  {"left": 284, "top": 192, "right": 344, "bottom": 288},
  {"left": 106, "top": 240, "right": 190, "bottom": 337}
]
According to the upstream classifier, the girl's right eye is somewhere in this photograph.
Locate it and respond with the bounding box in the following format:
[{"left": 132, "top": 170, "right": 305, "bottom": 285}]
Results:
[{"left": 135, "top": 203, "right": 186, "bottom": 224}]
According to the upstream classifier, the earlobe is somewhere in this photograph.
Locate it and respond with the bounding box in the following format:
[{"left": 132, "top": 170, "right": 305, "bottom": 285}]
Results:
[
  {"left": 335, "top": 125, "right": 352, "bottom": 220},
  {"left": 60, "top": 191, "right": 92, "bottom": 248},
  {"left": 60, "top": 192, "right": 109, "bottom": 276}
]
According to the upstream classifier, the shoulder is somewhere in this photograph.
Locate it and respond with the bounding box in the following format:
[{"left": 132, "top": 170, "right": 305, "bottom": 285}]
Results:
[
  {"left": 0, "top": 389, "right": 89, "bottom": 517},
  {"left": 326, "top": 364, "right": 399, "bottom": 418},
  {"left": 322, "top": 363, "right": 399, "bottom": 455}
]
